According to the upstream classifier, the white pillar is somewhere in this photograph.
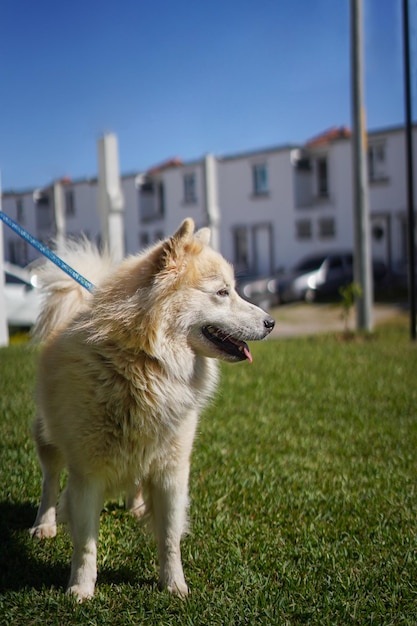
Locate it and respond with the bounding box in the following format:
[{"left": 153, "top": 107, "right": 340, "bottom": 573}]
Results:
[
  {"left": 53, "top": 181, "right": 65, "bottom": 250},
  {"left": 97, "top": 133, "right": 125, "bottom": 262},
  {"left": 0, "top": 176, "right": 10, "bottom": 347},
  {"left": 204, "top": 154, "right": 220, "bottom": 251}
]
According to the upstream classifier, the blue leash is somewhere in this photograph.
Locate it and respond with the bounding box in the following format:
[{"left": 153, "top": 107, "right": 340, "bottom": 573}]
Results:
[{"left": 0, "top": 211, "right": 95, "bottom": 292}]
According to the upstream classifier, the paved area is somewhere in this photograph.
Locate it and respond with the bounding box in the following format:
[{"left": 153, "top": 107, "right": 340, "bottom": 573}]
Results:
[{"left": 269, "top": 302, "right": 406, "bottom": 338}]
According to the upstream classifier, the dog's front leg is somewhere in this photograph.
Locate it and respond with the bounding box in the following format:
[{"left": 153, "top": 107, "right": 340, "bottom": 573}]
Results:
[
  {"left": 150, "top": 462, "right": 191, "bottom": 597},
  {"left": 65, "top": 476, "right": 104, "bottom": 602}
]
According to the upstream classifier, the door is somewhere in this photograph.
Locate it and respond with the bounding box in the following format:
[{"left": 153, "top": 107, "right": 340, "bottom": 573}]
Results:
[{"left": 252, "top": 223, "right": 273, "bottom": 276}]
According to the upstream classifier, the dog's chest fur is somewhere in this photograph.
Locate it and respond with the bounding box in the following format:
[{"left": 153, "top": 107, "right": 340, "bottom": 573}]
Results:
[{"left": 39, "top": 332, "right": 219, "bottom": 491}]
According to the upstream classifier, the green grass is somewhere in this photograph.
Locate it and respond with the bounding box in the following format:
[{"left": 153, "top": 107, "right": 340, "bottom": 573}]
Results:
[{"left": 0, "top": 320, "right": 416, "bottom": 624}]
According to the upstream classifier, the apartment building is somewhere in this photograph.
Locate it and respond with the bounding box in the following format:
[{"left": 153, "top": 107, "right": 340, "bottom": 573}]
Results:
[{"left": 2, "top": 125, "right": 415, "bottom": 275}]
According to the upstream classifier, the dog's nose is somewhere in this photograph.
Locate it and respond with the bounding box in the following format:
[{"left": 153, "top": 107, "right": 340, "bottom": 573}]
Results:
[{"left": 264, "top": 317, "right": 275, "bottom": 331}]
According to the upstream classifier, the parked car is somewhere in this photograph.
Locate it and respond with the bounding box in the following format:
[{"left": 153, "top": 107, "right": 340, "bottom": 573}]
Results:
[
  {"left": 3, "top": 262, "right": 42, "bottom": 327},
  {"left": 387, "top": 259, "right": 417, "bottom": 291},
  {"left": 271, "top": 252, "right": 387, "bottom": 303},
  {"left": 236, "top": 273, "right": 278, "bottom": 310}
]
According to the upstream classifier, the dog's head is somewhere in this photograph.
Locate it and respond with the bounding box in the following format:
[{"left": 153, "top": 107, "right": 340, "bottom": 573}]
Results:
[
  {"left": 152, "top": 219, "right": 275, "bottom": 363},
  {"left": 91, "top": 219, "right": 275, "bottom": 363}
]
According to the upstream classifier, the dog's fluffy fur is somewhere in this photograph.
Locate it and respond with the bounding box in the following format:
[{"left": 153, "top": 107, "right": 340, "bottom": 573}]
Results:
[{"left": 30, "top": 218, "right": 275, "bottom": 600}]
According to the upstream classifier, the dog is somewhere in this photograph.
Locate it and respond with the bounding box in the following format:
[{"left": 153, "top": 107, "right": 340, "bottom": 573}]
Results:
[{"left": 29, "top": 218, "right": 275, "bottom": 601}]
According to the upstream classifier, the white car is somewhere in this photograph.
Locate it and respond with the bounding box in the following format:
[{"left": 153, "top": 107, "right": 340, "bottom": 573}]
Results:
[
  {"left": 3, "top": 262, "right": 42, "bottom": 327},
  {"left": 272, "top": 252, "right": 387, "bottom": 303}
]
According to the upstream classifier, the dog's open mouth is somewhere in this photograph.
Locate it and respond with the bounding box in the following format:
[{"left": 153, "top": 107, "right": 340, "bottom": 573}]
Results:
[{"left": 202, "top": 325, "right": 252, "bottom": 362}]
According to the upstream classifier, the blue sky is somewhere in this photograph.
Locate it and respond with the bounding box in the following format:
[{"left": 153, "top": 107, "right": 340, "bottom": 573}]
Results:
[{"left": 0, "top": 0, "right": 414, "bottom": 191}]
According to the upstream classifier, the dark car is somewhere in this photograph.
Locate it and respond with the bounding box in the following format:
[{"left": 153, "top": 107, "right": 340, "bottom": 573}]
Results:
[
  {"left": 271, "top": 252, "right": 387, "bottom": 303},
  {"left": 236, "top": 274, "right": 278, "bottom": 310}
]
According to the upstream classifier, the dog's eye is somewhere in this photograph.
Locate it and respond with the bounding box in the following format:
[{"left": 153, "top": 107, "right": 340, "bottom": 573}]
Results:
[{"left": 216, "top": 288, "right": 229, "bottom": 297}]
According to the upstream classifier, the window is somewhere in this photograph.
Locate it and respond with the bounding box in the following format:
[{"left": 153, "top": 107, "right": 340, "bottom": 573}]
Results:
[
  {"left": 140, "top": 232, "right": 150, "bottom": 248},
  {"left": 8, "top": 239, "right": 28, "bottom": 265},
  {"left": 252, "top": 163, "right": 268, "bottom": 196},
  {"left": 233, "top": 226, "right": 249, "bottom": 272},
  {"left": 16, "top": 198, "right": 24, "bottom": 223},
  {"left": 139, "top": 177, "right": 165, "bottom": 222},
  {"left": 328, "top": 256, "right": 343, "bottom": 270},
  {"left": 141, "top": 180, "right": 154, "bottom": 194},
  {"left": 157, "top": 182, "right": 165, "bottom": 218},
  {"left": 183, "top": 173, "right": 197, "bottom": 204},
  {"left": 295, "top": 219, "right": 312, "bottom": 240},
  {"left": 316, "top": 157, "right": 328, "bottom": 197},
  {"left": 318, "top": 217, "right": 335, "bottom": 238},
  {"left": 65, "top": 189, "right": 75, "bottom": 217},
  {"left": 35, "top": 191, "right": 53, "bottom": 230},
  {"left": 368, "top": 143, "right": 386, "bottom": 181}
]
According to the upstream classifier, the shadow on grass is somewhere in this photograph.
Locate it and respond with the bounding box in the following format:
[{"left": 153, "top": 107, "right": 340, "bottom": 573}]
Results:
[
  {"left": 0, "top": 500, "right": 68, "bottom": 594},
  {"left": 99, "top": 566, "right": 156, "bottom": 590},
  {"left": 0, "top": 500, "right": 156, "bottom": 595}
]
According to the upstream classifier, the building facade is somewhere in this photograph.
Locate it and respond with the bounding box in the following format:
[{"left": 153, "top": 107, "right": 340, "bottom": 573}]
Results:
[{"left": 2, "top": 125, "right": 416, "bottom": 276}]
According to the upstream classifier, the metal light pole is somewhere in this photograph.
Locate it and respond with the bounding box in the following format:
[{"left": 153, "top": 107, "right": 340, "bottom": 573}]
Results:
[
  {"left": 402, "top": 0, "right": 416, "bottom": 341},
  {"left": 350, "top": 0, "right": 373, "bottom": 331},
  {"left": 0, "top": 174, "right": 10, "bottom": 346}
]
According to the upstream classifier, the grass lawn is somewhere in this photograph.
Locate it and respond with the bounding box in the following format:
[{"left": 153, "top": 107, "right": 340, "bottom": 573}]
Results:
[{"left": 0, "top": 318, "right": 416, "bottom": 624}]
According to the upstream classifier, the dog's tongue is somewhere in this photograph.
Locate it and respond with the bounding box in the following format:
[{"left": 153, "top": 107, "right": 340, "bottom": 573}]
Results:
[{"left": 243, "top": 345, "right": 253, "bottom": 363}]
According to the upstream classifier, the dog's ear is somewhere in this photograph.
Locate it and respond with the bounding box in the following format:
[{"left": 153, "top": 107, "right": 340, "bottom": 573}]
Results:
[
  {"left": 156, "top": 218, "right": 196, "bottom": 274},
  {"left": 172, "top": 218, "right": 195, "bottom": 241},
  {"left": 195, "top": 227, "right": 211, "bottom": 245}
]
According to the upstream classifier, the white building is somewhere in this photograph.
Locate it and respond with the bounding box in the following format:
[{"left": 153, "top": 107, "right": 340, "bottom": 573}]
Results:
[{"left": 2, "top": 125, "right": 416, "bottom": 275}]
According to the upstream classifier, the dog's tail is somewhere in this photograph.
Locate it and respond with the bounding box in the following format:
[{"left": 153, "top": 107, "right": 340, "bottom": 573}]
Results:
[{"left": 32, "top": 237, "right": 114, "bottom": 342}]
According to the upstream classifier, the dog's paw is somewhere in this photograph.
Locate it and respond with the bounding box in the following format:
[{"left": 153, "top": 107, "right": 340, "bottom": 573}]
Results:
[
  {"left": 169, "top": 581, "right": 189, "bottom": 598},
  {"left": 67, "top": 584, "right": 95, "bottom": 603},
  {"left": 160, "top": 578, "right": 189, "bottom": 598},
  {"left": 29, "top": 523, "right": 57, "bottom": 539}
]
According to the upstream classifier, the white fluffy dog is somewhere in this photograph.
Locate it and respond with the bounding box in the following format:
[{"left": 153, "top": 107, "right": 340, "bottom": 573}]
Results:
[{"left": 30, "top": 218, "right": 275, "bottom": 601}]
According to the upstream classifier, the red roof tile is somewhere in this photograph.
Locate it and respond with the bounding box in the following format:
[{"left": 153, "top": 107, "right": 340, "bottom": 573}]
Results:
[
  {"left": 147, "top": 157, "right": 183, "bottom": 176},
  {"left": 306, "top": 126, "right": 351, "bottom": 147}
]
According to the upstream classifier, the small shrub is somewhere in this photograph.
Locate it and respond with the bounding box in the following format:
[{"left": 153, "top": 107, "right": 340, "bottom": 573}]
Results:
[{"left": 339, "top": 281, "right": 363, "bottom": 333}]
